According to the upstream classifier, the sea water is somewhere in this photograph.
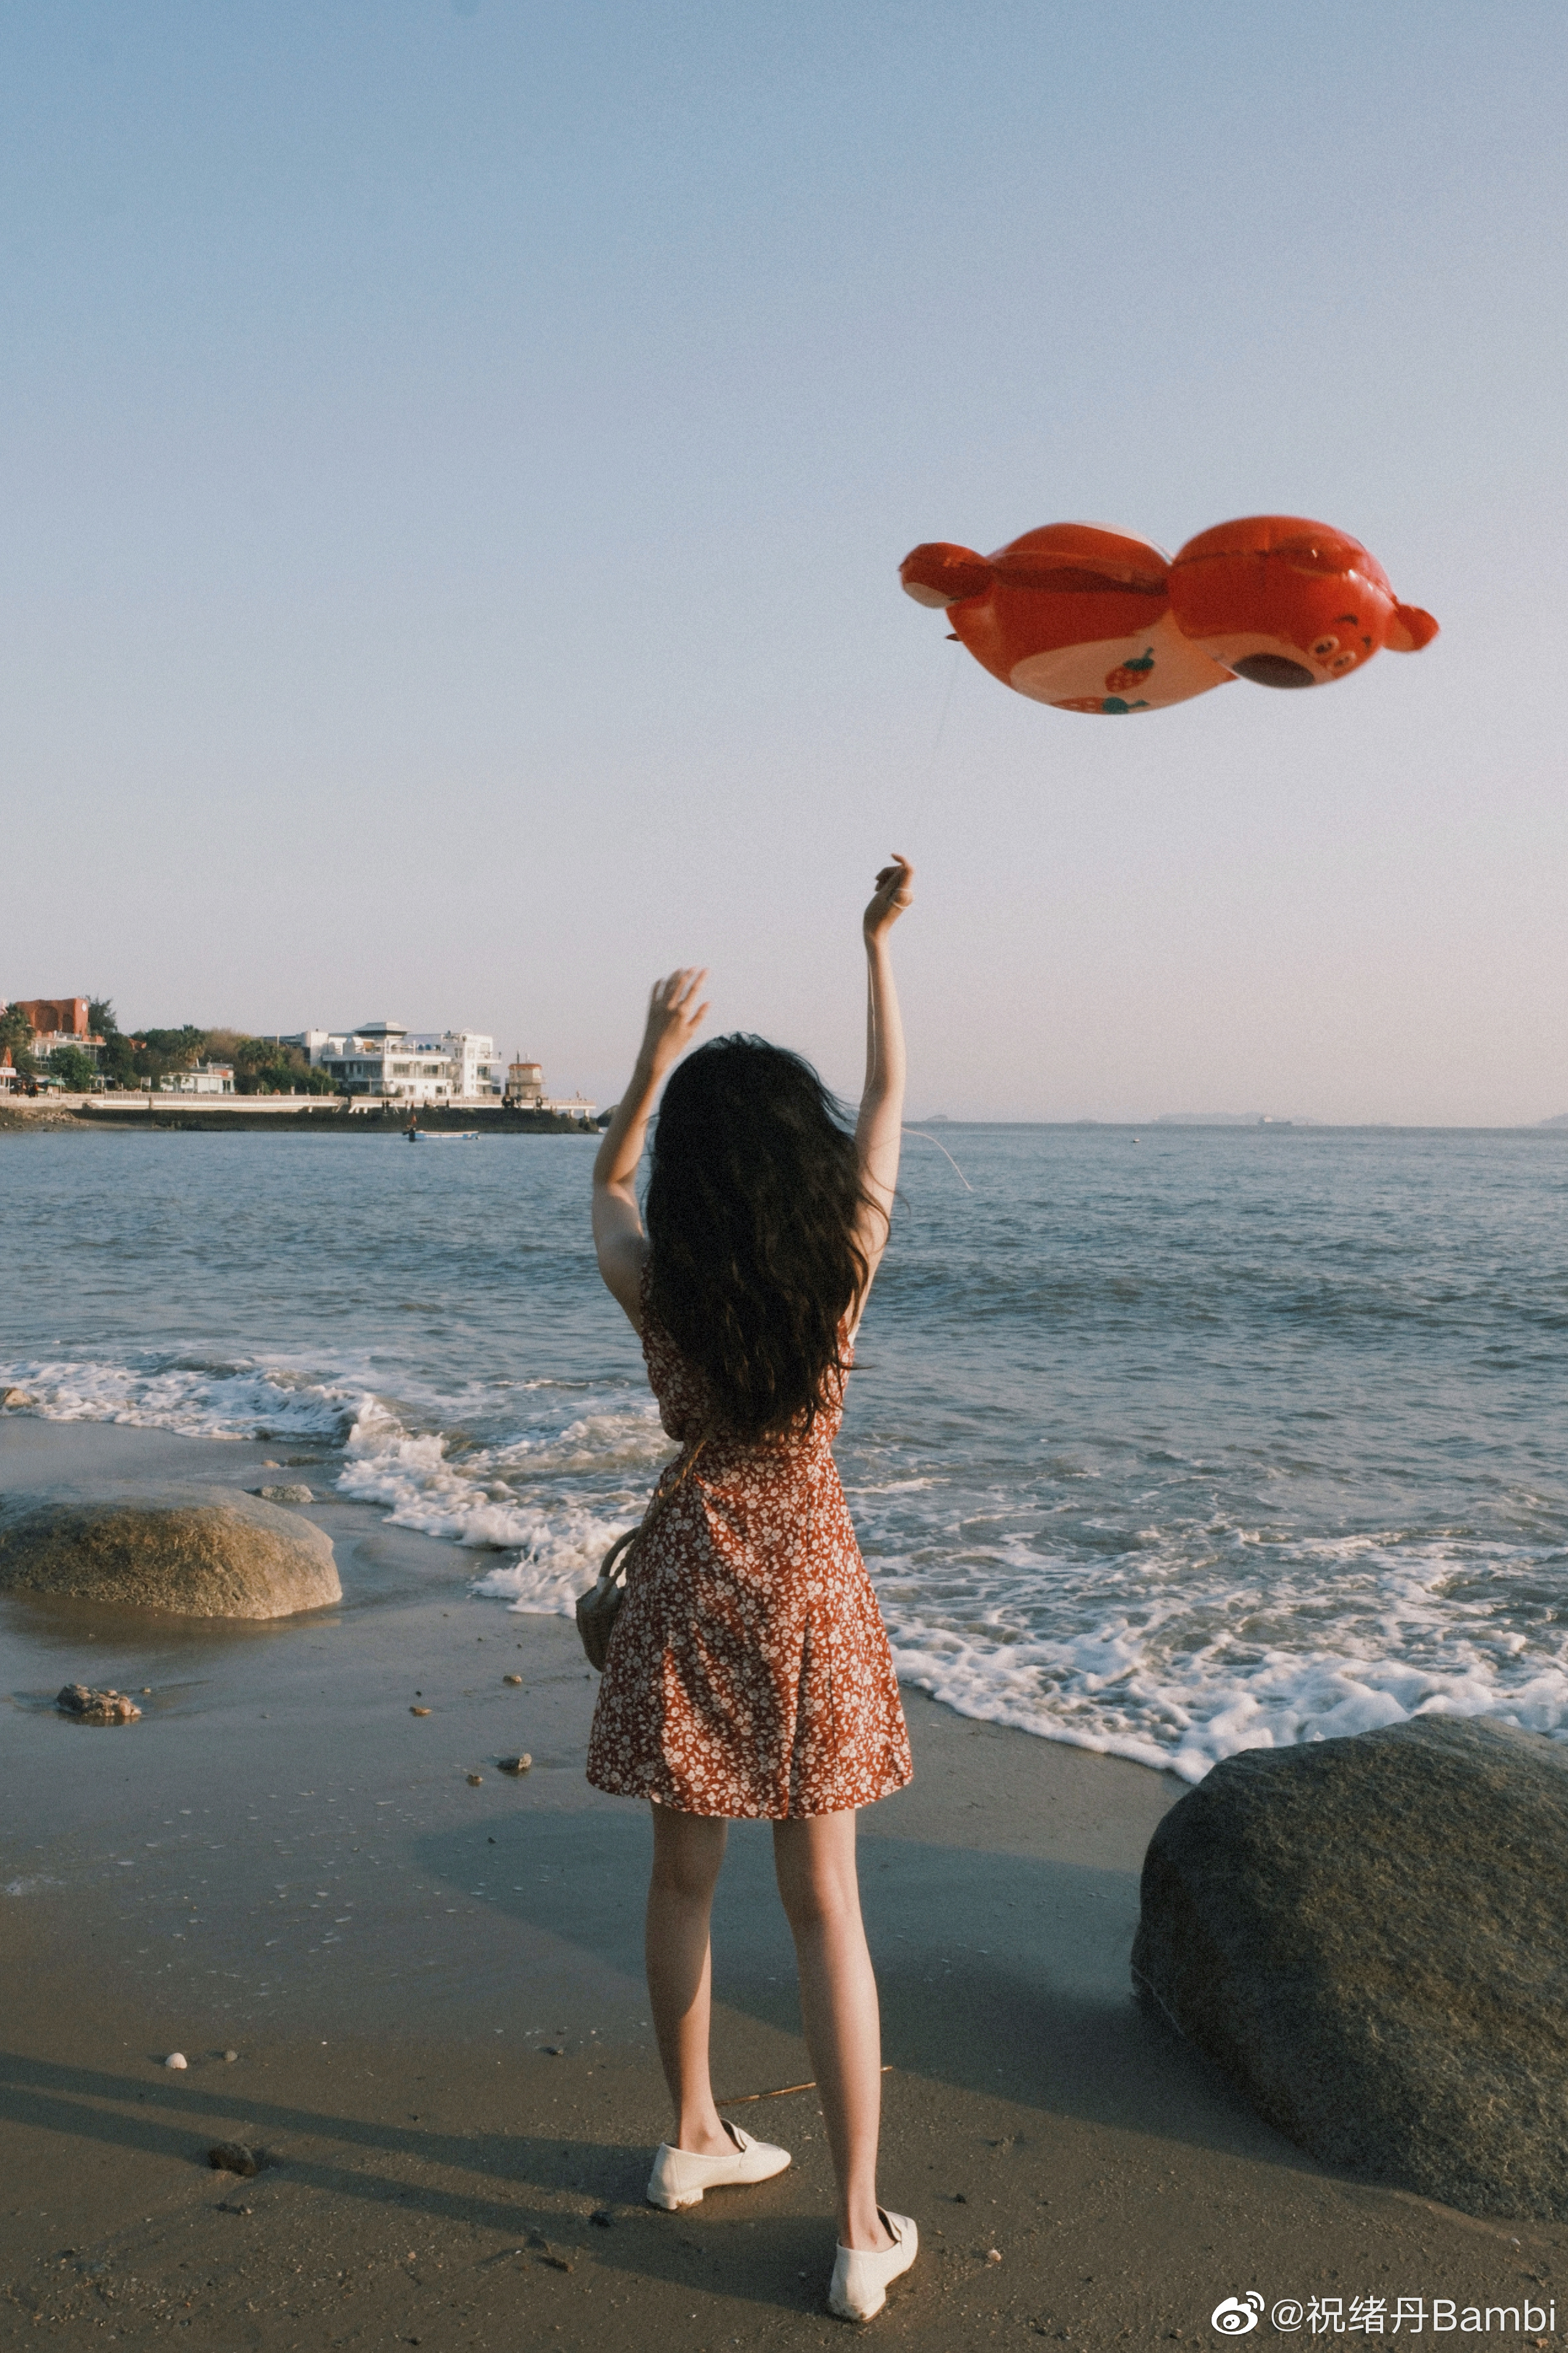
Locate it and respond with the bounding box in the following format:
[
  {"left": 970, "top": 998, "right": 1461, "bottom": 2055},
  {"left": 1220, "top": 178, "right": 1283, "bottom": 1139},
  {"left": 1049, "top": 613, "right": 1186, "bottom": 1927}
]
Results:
[{"left": 5, "top": 1124, "right": 1566, "bottom": 1780}]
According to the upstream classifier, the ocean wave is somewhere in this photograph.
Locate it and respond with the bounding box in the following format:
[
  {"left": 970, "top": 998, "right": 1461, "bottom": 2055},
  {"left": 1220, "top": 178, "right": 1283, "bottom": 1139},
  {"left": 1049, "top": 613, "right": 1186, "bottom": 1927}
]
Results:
[
  {"left": 335, "top": 1392, "right": 672, "bottom": 1616},
  {"left": 9, "top": 1337, "right": 1567, "bottom": 1785},
  {"left": 0, "top": 1353, "right": 368, "bottom": 1443},
  {"left": 870, "top": 1529, "right": 1568, "bottom": 1781}
]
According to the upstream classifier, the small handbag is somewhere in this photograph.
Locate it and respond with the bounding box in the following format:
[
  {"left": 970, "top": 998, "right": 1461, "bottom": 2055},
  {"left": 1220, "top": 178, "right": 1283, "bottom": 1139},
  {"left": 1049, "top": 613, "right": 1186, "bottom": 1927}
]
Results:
[{"left": 576, "top": 1438, "right": 707, "bottom": 1671}]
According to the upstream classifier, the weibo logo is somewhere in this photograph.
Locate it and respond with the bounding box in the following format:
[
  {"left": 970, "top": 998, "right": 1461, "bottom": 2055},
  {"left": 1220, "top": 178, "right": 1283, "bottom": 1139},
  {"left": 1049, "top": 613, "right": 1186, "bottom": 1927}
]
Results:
[{"left": 1210, "top": 2294, "right": 1264, "bottom": 2335}]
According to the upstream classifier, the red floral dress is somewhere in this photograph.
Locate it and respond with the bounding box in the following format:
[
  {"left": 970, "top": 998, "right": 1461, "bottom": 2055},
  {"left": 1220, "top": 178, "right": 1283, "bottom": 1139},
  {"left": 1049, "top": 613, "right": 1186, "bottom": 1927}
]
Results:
[{"left": 586, "top": 1278, "right": 912, "bottom": 1819}]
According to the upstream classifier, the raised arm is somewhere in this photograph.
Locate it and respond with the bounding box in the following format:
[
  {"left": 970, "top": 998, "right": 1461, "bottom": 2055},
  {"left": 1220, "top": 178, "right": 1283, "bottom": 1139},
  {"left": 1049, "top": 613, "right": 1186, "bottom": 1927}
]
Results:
[
  {"left": 850, "top": 856, "right": 914, "bottom": 1325},
  {"left": 592, "top": 968, "right": 710, "bottom": 1329}
]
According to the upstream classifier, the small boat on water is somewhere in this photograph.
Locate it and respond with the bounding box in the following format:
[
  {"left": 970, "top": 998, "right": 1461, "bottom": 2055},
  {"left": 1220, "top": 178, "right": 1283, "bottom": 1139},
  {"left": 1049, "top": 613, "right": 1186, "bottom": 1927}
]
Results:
[{"left": 406, "top": 1127, "right": 480, "bottom": 1143}]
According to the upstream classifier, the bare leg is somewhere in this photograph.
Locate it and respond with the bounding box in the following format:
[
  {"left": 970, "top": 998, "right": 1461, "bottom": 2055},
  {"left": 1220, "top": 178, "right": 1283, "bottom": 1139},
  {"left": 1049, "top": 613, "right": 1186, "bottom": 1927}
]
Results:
[
  {"left": 773, "top": 1810, "right": 895, "bottom": 2252},
  {"left": 645, "top": 1803, "right": 732, "bottom": 2156}
]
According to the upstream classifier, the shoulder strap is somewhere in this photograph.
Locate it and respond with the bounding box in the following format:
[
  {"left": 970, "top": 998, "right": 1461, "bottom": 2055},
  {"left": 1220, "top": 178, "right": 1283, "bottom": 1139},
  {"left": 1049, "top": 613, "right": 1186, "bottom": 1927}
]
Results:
[{"left": 598, "top": 1526, "right": 641, "bottom": 1589}]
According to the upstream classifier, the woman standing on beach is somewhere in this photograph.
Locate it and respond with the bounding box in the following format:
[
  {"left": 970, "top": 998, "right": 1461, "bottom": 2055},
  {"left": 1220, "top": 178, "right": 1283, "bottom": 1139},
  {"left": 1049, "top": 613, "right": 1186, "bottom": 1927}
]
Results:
[{"left": 585, "top": 857, "right": 917, "bottom": 2324}]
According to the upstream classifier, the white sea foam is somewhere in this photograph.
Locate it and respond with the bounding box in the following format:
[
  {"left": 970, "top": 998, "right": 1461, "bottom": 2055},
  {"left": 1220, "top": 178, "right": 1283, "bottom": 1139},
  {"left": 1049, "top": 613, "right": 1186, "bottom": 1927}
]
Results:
[
  {"left": 868, "top": 1525, "right": 1568, "bottom": 1781},
  {"left": 335, "top": 1392, "right": 672, "bottom": 1616},
  {"left": 0, "top": 1354, "right": 368, "bottom": 1443},
  {"left": 9, "top": 1340, "right": 1567, "bottom": 1779}
]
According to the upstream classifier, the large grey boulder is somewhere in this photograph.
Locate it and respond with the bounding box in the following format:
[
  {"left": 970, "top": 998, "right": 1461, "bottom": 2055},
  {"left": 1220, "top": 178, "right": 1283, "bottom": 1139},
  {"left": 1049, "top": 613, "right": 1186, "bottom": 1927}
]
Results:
[
  {"left": 1131, "top": 1717, "right": 1568, "bottom": 2220},
  {"left": 0, "top": 1485, "right": 340, "bottom": 1619}
]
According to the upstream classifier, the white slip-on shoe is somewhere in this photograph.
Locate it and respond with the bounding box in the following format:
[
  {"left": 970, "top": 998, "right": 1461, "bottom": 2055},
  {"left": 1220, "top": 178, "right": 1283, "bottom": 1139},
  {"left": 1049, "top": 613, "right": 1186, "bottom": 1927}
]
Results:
[
  {"left": 828, "top": 2210, "right": 919, "bottom": 2322},
  {"left": 645, "top": 2120, "right": 792, "bottom": 2211}
]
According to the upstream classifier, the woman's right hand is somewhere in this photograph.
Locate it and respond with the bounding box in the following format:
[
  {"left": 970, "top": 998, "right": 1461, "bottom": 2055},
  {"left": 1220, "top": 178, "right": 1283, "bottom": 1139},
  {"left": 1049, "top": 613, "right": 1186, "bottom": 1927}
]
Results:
[
  {"left": 637, "top": 968, "right": 710, "bottom": 1079},
  {"left": 863, "top": 855, "right": 914, "bottom": 946}
]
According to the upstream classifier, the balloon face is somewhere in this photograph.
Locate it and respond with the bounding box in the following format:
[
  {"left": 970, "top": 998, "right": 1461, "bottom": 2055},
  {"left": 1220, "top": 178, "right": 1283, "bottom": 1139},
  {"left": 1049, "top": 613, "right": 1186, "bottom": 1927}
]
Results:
[
  {"left": 901, "top": 523, "right": 1234, "bottom": 715},
  {"left": 1167, "top": 515, "right": 1439, "bottom": 689}
]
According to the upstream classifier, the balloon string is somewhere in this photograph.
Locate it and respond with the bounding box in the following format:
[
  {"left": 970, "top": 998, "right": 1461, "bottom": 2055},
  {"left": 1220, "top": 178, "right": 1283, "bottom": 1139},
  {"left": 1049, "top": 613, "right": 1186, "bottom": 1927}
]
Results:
[
  {"left": 903, "top": 1128, "right": 974, "bottom": 1190},
  {"left": 904, "top": 641, "right": 960, "bottom": 849}
]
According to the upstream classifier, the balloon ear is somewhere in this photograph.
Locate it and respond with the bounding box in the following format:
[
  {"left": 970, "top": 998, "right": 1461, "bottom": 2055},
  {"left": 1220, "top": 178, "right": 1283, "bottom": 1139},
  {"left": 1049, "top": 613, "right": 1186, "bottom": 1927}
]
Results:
[
  {"left": 1385, "top": 602, "right": 1440, "bottom": 653},
  {"left": 900, "top": 543, "right": 994, "bottom": 608}
]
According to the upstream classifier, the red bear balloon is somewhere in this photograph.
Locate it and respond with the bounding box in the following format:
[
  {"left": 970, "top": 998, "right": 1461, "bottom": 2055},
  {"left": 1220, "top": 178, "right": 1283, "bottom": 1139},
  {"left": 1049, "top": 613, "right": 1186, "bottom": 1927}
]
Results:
[{"left": 901, "top": 515, "right": 1437, "bottom": 714}]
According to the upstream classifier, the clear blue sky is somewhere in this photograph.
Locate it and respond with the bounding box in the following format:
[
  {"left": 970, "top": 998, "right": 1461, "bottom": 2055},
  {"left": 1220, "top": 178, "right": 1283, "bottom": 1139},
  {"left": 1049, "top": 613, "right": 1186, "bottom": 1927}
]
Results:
[{"left": 4, "top": 2, "right": 1564, "bottom": 1121}]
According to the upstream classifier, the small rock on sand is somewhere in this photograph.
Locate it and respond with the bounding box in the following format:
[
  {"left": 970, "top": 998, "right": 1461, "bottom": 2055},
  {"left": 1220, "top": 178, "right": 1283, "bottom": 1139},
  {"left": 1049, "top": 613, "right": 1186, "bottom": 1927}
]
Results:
[
  {"left": 503, "top": 1673, "right": 523, "bottom": 1685},
  {"left": 223, "top": 2049, "right": 238, "bottom": 2062},
  {"left": 208, "top": 2141, "right": 262, "bottom": 2177},
  {"left": 1, "top": 1387, "right": 35, "bottom": 1408},
  {"left": 57, "top": 1683, "right": 141, "bottom": 1725},
  {"left": 249, "top": 1483, "right": 314, "bottom": 1505},
  {"left": 410, "top": 1705, "right": 431, "bottom": 1715},
  {"left": 165, "top": 2053, "right": 187, "bottom": 2069},
  {"left": 466, "top": 1771, "right": 484, "bottom": 1785},
  {"left": 498, "top": 1754, "right": 533, "bottom": 1774}
]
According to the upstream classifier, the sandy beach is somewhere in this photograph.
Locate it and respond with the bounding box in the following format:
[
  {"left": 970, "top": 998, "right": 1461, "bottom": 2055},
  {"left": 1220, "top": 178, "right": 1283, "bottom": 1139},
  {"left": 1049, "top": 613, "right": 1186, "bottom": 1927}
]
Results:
[{"left": 2, "top": 1414, "right": 1562, "bottom": 2350}]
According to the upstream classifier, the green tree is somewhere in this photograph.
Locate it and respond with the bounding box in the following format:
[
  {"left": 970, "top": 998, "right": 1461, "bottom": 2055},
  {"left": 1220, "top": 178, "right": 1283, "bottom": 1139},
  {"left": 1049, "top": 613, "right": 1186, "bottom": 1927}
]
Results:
[
  {"left": 85, "top": 1001, "right": 141, "bottom": 1087},
  {"left": 47, "top": 1044, "right": 98, "bottom": 1092},
  {"left": 131, "top": 1026, "right": 210, "bottom": 1086},
  {"left": 97, "top": 1033, "right": 139, "bottom": 1088},
  {"left": 0, "top": 1003, "right": 39, "bottom": 1079},
  {"left": 230, "top": 1036, "right": 337, "bottom": 1095}
]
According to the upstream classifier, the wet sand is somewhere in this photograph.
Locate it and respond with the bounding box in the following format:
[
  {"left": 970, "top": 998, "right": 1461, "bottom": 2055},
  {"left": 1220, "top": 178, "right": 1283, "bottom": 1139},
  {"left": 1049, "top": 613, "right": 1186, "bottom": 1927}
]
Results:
[{"left": 2, "top": 1416, "right": 1561, "bottom": 2348}]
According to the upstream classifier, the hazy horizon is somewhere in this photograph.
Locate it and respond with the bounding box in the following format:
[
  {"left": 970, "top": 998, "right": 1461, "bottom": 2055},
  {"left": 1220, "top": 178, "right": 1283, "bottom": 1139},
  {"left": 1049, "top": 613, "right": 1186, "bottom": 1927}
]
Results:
[{"left": 5, "top": 3, "right": 1564, "bottom": 1125}]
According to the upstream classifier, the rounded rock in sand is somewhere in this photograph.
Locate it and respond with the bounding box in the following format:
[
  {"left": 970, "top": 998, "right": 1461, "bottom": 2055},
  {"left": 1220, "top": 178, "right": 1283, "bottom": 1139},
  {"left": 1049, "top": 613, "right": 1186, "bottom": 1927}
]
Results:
[{"left": 0, "top": 1485, "right": 340, "bottom": 1619}]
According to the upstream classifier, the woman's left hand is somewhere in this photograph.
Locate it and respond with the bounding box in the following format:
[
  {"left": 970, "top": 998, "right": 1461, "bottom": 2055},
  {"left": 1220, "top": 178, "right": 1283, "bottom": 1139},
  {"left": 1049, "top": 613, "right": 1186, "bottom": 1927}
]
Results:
[
  {"left": 863, "top": 855, "right": 914, "bottom": 945},
  {"left": 637, "top": 968, "right": 711, "bottom": 1079}
]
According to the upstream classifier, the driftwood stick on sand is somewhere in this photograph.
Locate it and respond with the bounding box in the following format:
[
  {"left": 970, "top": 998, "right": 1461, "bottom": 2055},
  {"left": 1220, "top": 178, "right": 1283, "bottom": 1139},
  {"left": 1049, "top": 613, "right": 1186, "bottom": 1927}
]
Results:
[{"left": 718, "top": 2065, "right": 893, "bottom": 2107}]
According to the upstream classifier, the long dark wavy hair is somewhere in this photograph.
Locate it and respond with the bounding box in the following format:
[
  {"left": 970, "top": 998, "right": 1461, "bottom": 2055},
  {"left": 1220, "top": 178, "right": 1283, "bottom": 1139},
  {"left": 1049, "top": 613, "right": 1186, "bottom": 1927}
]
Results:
[{"left": 645, "top": 1036, "right": 874, "bottom": 1442}]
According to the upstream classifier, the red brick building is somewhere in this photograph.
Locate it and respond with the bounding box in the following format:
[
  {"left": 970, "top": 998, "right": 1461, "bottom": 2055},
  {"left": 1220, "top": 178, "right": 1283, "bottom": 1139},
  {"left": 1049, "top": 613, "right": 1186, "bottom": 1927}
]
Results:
[{"left": 15, "top": 998, "right": 92, "bottom": 1038}]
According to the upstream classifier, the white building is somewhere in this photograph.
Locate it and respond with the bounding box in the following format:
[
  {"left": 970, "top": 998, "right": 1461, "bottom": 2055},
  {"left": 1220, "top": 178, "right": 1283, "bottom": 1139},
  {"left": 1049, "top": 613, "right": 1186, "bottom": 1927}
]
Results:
[
  {"left": 283, "top": 1023, "right": 504, "bottom": 1104},
  {"left": 159, "top": 1063, "right": 235, "bottom": 1096}
]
